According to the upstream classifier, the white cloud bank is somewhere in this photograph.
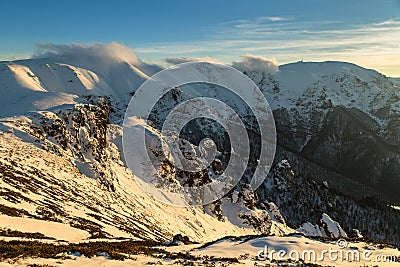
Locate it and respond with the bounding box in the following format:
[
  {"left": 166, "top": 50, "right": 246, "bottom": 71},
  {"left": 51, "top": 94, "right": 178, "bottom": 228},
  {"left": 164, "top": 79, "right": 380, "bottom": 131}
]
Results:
[
  {"left": 232, "top": 55, "right": 279, "bottom": 74},
  {"left": 33, "top": 42, "right": 163, "bottom": 76},
  {"left": 34, "top": 42, "right": 141, "bottom": 65}
]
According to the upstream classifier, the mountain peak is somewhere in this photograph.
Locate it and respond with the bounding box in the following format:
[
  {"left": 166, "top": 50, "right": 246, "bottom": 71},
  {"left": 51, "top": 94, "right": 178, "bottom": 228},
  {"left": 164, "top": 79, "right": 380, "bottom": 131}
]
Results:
[{"left": 279, "top": 60, "right": 380, "bottom": 80}]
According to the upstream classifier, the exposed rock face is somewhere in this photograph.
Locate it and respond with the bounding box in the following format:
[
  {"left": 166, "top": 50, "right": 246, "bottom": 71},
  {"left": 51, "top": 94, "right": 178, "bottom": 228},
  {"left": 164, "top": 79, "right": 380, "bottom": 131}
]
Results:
[
  {"left": 125, "top": 114, "right": 290, "bottom": 235},
  {"left": 297, "top": 213, "right": 348, "bottom": 239},
  {"left": 348, "top": 228, "right": 364, "bottom": 239},
  {"left": 37, "top": 98, "right": 113, "bottom": 190},
  {"left": 319, "top": 213, "right": 348, "bottom": 238}
]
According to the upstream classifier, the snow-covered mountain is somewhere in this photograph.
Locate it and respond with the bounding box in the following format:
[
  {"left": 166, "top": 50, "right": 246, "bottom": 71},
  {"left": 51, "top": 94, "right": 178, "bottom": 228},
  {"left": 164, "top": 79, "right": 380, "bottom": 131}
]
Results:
[
  {"left": 0, "top": 44, "right": 399, "bottom": 265},
  {"left": 0, "top": 43, "right": 161, "bottom": 120},
  {"left": 249, "top": 61, "right": 400, "bottom": 203}
]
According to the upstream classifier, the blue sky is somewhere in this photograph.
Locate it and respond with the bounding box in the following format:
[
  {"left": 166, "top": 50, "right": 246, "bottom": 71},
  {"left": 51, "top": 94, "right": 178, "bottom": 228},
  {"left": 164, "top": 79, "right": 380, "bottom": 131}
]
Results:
[{"left": 1, "top": 0, "right": 400, "bottom": 76}]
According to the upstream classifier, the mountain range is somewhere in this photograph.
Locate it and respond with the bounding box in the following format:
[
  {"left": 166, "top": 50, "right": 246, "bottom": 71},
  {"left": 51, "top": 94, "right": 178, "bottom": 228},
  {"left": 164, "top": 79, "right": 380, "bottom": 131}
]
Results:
[{"left": 0, "top": 45, "right": 399, "bottom": 266}]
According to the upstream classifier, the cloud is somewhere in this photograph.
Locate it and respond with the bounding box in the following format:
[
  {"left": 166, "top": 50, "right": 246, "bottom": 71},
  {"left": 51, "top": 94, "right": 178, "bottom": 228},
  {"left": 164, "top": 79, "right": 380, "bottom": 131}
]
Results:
[
  {"left": 232, "top": 55, "right": 279, "bottom": 73},
  {"left": 373, "top": 19, "right": 400, "bottom": 26},
  {"left": 232, "top": 16, "right": 294, "bottom": 29},
  {"left": 262, "top": 16, "right": 290, "bottom": 22},
  {"left": 34, "top": 42, "right": 141, "bottom": 65},
  {"left": 32, "top": 42, "right": 163, "bottom": 76},
  {"left": 165, "top": 56, "right": 221, "bottom": 65}
]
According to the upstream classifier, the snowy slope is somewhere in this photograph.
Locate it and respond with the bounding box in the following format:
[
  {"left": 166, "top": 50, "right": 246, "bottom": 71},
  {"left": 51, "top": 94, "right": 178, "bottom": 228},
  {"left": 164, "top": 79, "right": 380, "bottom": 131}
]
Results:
[
  {"left": 0, "top": 51, "right": 159, "bottom": 119},
  {"left": 0, "top": 104, "right": 285, "bottom": 243}
]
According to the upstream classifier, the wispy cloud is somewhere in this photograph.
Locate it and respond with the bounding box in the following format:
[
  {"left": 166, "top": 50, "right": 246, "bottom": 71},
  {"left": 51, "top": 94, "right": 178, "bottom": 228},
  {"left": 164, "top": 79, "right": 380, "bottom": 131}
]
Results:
[
  {"left": 231, "top": 16, "right": 295, "bottom": 29},
  {"left": 373, "top": 18, "right": 400, "bottom": 26},
  {"left": 165, "top": 56, "right": 221, "bottom": 65},
  {"left": 263, "top": 16, "right": 290, "bottom": 22}
]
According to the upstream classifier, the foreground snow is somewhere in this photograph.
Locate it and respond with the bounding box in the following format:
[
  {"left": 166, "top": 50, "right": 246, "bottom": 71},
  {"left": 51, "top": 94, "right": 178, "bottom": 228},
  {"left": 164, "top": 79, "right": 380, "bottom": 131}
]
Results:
[
  {"left": 0, "top": 235, "right": 398, "bottom": 266},
  {"left": 0, "top": 215, "right": 89, "bottom": 242},
  {"left": 193, "top": 235, "right": 400, "bottom": 267}
]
